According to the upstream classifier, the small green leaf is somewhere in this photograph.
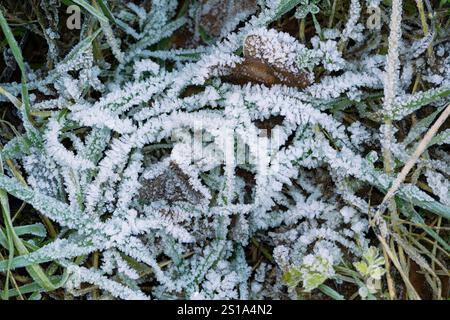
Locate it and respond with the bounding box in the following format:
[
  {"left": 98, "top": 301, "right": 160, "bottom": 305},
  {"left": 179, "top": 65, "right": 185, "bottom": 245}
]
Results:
[
  {"left": 282, "top": 267, "right": 302, "bottom": 288},
  {"left": 354, "top": 261, "right": 369, "bottom": 276},
  {"left": 302, "top": 272, "right": 327, "bottom": 292},
  {"left": 71, "top": 0, "right": 109, "bottom": 23},
  {"left": 310, "top": 4, "right": 320, "bottom": 14}
]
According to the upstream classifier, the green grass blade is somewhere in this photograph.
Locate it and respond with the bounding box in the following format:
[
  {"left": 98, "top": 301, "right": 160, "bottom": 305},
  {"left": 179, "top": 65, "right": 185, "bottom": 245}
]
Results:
[
  {"left": 97, "top": 0, "right": 116, "bottom": 24},
  {"left": 0, "top": 12, "right": 26, "bottom": 72},
  {"left": 0, "top": 254, "right": 54, "bottom": 272},
  {"left": 398, "top": 201, "right": 450, "bottom": 252},
  {"left": 0, "top": 174, "right": 92, "bottom": 230},
  {"left": 273, "top": 0, "right": 302, "bottom": 21},
  {"left": 364, "top": 165, "right": 450, "bottom": 220},
  {"left": 0, "top": 157, "right": 15, "bottom": 299},
  {"left": 318, "top": 284, "right": 345, "bottom": 300},
  {"left": 0, "top": 86, "right": 21, "bottom": 108},
  {"left": 0, "top": 223, "right": 46, "bottom": 249},
  {"left": 391, "top": 85, "right": 450, "bottom": 120},
  {"left": 14, "top": 223, "right": 47, "bottom": 238},
  {"left": 60, "top": 28, "right": 102, "bottom": 66},
  {"left": 0, "top": 240, "right": 93, "bottom": 272},
  {"left": 0, "top": 157, "right": 59, "bottom": 291},
  {"left": 0, "top": 228, "right": 7, "bottom": 249},
  {"left": 428, "top": 129, "right": 449, "bottom": 147},
  {"left": 403, "top": 106, "right": 444, "bottom": 146},
  {"left": 3, "top": 276, "right": 63, "bottom": 298},
  {"left": 408, "top": 197, "right": 450, "bottom": 220}
]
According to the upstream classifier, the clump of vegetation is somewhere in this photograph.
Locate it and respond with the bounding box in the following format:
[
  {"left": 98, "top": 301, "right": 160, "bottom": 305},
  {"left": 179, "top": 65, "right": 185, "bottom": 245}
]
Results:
[{"left": 0, "top": 0, "right": 449, "bottom": 300}]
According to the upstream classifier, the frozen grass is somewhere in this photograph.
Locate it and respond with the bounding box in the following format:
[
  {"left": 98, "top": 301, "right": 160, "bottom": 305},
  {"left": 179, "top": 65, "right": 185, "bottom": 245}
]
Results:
[{"left": 0, "top": 0, "right": 449, "bottom": 300}]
